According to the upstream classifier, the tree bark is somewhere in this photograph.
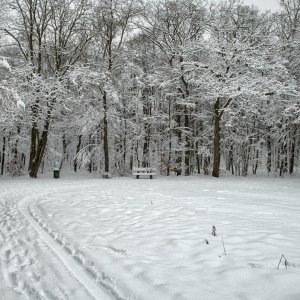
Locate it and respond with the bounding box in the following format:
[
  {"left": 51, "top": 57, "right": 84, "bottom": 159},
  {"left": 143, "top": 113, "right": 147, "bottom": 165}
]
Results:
[
  {"left": 289, "top": 126, "right": 297, "bottom": 174},
  {"left": 59, "top": 133, "right": 67, "bottom": 170},
  {"left": 1, "top": 135, "right": 6, "bottom": 175},
  {"left": 167, "top": 97, "right": 172, "bottom": 176},
  {"left": 103, "top": 90, "right": 110, "bottom": 174},
  {"left": 266, "top": 129, "right": 272, "bottom": 174},
  {"left": 184, "top": 106, "right": 190, "bottom": 175},
  {"left": 212, "top": 99, "right": 221, "bottom": 178},
  {"left": 29, "top": 129, "right": 48, "bottom": 178},
  {"left": 29, "top": 105, "right": 53, "bottom": 178},
  {"left": 74, "top": 134, "right": 82, "bottom": 172}
]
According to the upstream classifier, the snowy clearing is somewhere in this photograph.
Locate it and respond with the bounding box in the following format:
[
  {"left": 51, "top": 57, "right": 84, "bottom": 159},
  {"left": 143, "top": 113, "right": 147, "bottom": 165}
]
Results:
[{"left": 1, "top": 175, "right": 300, "bottom": 300}]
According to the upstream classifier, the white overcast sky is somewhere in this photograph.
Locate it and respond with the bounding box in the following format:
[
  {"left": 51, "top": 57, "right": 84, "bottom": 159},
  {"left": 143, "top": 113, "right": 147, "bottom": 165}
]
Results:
[{"left": 242, "top": 0, "right": 281, "bottom": 11}]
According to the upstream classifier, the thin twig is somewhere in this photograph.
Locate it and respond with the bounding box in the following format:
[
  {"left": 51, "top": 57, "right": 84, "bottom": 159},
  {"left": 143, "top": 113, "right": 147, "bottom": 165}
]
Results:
[
  {"left": 212, "top": 225, "right": 216, "bottom": 236},
  {"left": 277, "top": 254, "right": 288, "bottom": 270}
]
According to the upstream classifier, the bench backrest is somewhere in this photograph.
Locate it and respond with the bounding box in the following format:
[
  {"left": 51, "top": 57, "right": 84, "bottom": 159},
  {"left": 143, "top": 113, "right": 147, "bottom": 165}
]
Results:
[{"left": 132, "top": 167, "right": 156, "bottom": 173}]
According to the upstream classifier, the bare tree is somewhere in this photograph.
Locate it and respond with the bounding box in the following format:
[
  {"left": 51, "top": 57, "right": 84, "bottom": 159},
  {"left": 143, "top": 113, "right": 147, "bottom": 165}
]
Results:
[
  {"left": 93, "top": 0, "right": 139, "bottom": 177},
  {"left": 139, "top": 0, "right": 207, "bottom": 175},
  {"left": 207, "top": 1, "right": 277, "bottom": 177},
  {"left": 3, "top": 0, "right": 92, "bottom": 177}
]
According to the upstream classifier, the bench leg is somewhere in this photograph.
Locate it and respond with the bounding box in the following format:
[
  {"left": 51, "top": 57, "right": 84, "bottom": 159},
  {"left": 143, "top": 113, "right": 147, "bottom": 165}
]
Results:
[
  {"left": 136, "top": 175, "right": 139, "bottom": 179},
  {"left": 150, "top": 175, "right": 153, "bottom": 179}
]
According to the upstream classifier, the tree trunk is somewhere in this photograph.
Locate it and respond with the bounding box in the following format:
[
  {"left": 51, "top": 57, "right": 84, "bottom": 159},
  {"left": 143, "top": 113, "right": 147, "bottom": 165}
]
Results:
[
  {"left": 212, "top": 99, "right": 221, "bottom": 178},
  {"left": 29, "top": 124, "right": 38, "bottom": 173},
  {"left": 203, "top": 156, "right": 209, "bottom": 175},
  {"left": 59, "top": 133, "right": 67, "bottom": 171},
  {"left": 253, "top": 148, "right": 259, "bottom": 175},
  {"left": 88, "top": 134, "right": 95, "bottom": 173},
  {"left": 123, "top": 114, "right": 127, "bottom": 173},
  {"left": 29, "top": 106, "right": 53, "bottom": 178},
  {"left": 266, "top": 130, "right": 272, "bottom": 174},
  {"left": 1, "top": 136, "right": 6, "bottom": 175},
  {"left": 289, "top": 126, "right": 297, "bottom": 174},
  {"left": 103, "top": 90, "right": 109, "bottom": 174},
  {"left": 74, "top": 134, "right": 82, "bottom": 172},
  {"left": 175, "top": 111, "right": 182, "bottom": 175},
  {"left": 29, "top": 128, "right": 49, "bottom": 178},
  {"left": 142, "top": 133, "right": 150, "bottom": 167},
  {"left": 167, "top": 98, "right": 172, "bottom": 176},
  {"left": 13, "top": 126, "right": 21, "bottom": 160},
  {"left": 184, "top": 106, "right": 190, "bottom": 175},
  {"left": 228, "top": 145, "right": 234, "bottom": 175}
]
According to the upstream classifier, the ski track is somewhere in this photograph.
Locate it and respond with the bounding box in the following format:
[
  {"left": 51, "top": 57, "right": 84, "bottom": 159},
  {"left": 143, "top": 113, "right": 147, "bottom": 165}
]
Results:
[
  {"left": 0, "top": 196, "right": 74, "bottom": 300},
  {"left": 18, "top": 195, "right": 115, "bottom": 300},
  {"left": 0, "top": 189, "right": 127, "bottom": 300},
  {"left": 0, "top": 183, "right": 133, "bottom": 300}
]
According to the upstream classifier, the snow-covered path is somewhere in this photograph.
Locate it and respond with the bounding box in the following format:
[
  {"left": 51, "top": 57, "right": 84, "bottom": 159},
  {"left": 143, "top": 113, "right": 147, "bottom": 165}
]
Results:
[
  {"left": 1, "top": 175, "right": 300, "bottom": 299},
  {"left": 0, "top": 179, "right": 105, "bottom": 300},
  {"left": 0, "top": 196, "right": 95, "bottom": 299},
  {"left": 18, "top": 195, "right": 111, "bottom": 300}
]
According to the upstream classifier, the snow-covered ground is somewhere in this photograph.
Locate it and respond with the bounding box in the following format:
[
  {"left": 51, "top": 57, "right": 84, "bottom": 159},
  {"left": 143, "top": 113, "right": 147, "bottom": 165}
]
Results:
[{"left": 1, "top": 174, "right": 300, "bottom": 300}]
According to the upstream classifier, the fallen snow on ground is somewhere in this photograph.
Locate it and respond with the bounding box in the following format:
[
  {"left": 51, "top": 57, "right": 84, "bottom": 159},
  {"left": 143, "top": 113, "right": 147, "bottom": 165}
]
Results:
[
  {"left": 0, "top": 188, "right": 93, "bottom": 299},
  {"left": 1, "top": 175, "right": 300, "bottom": 299}
]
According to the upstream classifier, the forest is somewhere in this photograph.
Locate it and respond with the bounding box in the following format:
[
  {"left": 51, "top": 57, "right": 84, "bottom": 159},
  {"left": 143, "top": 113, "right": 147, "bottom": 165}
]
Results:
[{"left": 0, "top": 0, "right": 299, "bottom": 178}]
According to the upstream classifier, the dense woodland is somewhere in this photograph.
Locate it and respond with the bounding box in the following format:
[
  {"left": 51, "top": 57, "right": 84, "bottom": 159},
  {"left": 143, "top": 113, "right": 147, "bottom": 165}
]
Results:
[{"left": 0, "top": 0, "right": 300, "bottom": 178}]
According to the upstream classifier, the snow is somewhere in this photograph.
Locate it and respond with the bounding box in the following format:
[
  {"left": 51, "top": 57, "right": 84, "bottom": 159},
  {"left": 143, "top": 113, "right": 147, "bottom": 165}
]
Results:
[
  {"left": 0, "top": 57, "right": 11, "bottom": 72},
  {"left": 15, "top": 94, "right": 25, "bottom": 109},
  {"left": 1, "top": 175, "right": 300, "bottom": 299}
]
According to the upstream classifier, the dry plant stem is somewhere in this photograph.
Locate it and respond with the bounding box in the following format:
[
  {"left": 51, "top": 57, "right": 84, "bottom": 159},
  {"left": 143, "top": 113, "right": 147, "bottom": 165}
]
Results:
[
  {"left": 212, "top": 225, "right": 216, "bottom": 236},
  {"left": 277, "top": 254, "right": 288, "bottom": 270}
]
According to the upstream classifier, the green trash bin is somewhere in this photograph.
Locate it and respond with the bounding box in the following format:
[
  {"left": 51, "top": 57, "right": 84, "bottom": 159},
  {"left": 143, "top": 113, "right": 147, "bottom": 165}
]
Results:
[{"left": 54, "top": 169, "right": 60, "bottom": 179}]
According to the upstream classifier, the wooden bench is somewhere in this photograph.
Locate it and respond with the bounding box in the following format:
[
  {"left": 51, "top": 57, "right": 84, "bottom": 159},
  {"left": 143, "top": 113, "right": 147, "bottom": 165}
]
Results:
[{"left": 132, "top": 167, "right": 156, "bottom": 179}]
